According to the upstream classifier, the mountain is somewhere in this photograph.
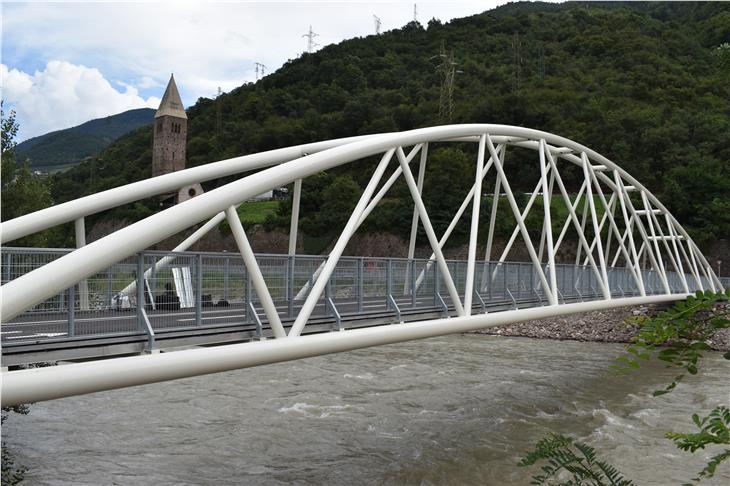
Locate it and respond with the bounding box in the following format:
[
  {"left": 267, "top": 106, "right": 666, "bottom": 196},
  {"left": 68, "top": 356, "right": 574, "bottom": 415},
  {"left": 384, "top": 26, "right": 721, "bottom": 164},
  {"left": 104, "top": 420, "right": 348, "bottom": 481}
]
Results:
[
  {"left": 50, "top": 1, "right": 730, "bottom": 251},
  {"left": 16, "top": 108, "right": 155, "bottom": 171}
]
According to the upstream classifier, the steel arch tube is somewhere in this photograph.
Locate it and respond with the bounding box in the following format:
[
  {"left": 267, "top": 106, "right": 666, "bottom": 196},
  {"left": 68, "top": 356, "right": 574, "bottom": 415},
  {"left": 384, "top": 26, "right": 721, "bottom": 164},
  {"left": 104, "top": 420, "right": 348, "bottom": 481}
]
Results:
[
  {"left": 1, "top": 124, "right": 722, "bottom": 322},
  {"left": 0, "top": 294, "right": 688, "bottom": 407},
  {"left": 0, "top": 134, "right": 379, "bottom": 244}
]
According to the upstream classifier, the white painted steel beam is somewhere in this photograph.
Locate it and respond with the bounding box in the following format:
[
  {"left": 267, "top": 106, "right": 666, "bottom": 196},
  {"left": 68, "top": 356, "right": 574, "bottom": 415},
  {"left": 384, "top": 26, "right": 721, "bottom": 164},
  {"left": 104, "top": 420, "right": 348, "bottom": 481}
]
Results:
[
  {"left": 1, "top": 135, "right": 379, "bottom": 244},
  {"left": 0, "top": 294, "right": 689, "bottom": 407},
  {"left": 1, "top": 124, "right": 721, "bottom": 322},
  {"left": 581, "top": 153, "right": 610, "bottom": 299},
  {"left": 582, "top": 165, "right": 641, "bottom": 290},
  {"left": 464, "top": 134, "right": 487, "bottom": 314},
  {"left": 288, "top": 149, "right": 395, "bottom": 337},
  {"left": 415, "top": 144, "right": 503, "bottom": 290},
  {"left": 553, "top": 180, "right": 586, "bottom": 254},
  {"left": 288, "top": 179, "right": 302, "bottom": 256},
  {"left": 74, "top": 217, "right": 89, "bottom": 311},
  {"left": 539, "top": 140, "right": 558, "bottom": 303},
  {"left": 544, "top": 148, "right": 609, "bottom": 298},
  {"left": 397, "top": 147, "right": 465, "bottom": 316},
  {"left": 486, "top": 135, "right": 554, "bottom": 303},
  {"left": 225, "top": 206, "right": 287, "bottom": 339},
  {"left": 480, "top": 145, "right": 505, "bottom": 292},
  {"left": 407, "top": 143, "right": 429, "bottom": 261},
  {"left": 404, "top": 144, "right": 428, "bottom": 295},
  {"left": 293, "top": 145, "right": 423, "bottom": 301}
]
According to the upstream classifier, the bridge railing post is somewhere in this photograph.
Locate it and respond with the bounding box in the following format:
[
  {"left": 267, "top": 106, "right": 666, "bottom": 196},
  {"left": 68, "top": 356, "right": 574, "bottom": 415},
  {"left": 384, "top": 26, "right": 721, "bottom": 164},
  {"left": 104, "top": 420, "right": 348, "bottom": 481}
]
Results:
[
  {"left": 325, "top": 274, "right": 332, "bottom": 315},
  {"left": 411, "top": 258, "right": 417, "bottom": 308},
  {"left": 2, "top": 251, "right": 10, "bottom": 284},
  {"left": 150, "top": 255, "right": 157, "bottom": 297},
  {"left": 196, "top": 253, "right": 203, "bottom": 327},
  {"left": 288, "top": 255, "right": 295, "bottom": 319},
  {"left": 136, "top": 252, "right": 144, "bottom": 332},
  {"left": 106, "top": 265, "right": 113, "bottom": 310},
  {"left": 223, "top": 256, "right": 230, "bottom": 302},
  {"left": 503, "top": 263, "right": 508, "bottom": 301},
  {"left": 434, "top": 263, "right": 439, "bottom": 307},
  {"left": 357, "top": 257, "right": 364, "bottom": 314},
  {"left": 246, "top": 267, "right": 253, "bottom": 323},
  {"left": 67, "top": 284, "right": 75, "bottom": 337},
  {"left": 486, "top": 262, "right": 492, "bottom": 302},
  {"left": 386, "top": 258, "right": 392, "bottom": 310}
]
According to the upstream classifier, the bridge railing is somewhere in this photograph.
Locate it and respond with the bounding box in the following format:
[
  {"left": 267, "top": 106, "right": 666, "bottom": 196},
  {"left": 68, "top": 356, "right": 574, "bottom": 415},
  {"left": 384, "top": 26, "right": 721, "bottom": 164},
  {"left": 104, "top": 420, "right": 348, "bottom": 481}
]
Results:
[{"left": 0, "top": 246, "right": 702, "bottom": 345}]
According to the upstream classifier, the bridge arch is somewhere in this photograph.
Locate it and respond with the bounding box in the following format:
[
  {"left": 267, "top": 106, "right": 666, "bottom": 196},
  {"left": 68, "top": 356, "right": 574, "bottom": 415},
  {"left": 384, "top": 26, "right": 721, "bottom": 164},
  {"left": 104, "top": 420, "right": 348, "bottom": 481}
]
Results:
[
  {"left": 0, "top": 124, "right": 723, "bottom": 405},
  {"left": 1, "top": 124, "right": 721, "bottom": 322}
]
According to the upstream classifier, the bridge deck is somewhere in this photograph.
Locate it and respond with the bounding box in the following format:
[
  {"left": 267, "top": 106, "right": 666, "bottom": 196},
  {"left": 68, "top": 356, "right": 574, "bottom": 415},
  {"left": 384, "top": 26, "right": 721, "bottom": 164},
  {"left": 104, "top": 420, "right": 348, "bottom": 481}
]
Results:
[
  {"left": 3, "top": 292, "right": 614, "bottom": 366},
  {"left": 1, "top": 247, "right": 698, "bottom": 367}
]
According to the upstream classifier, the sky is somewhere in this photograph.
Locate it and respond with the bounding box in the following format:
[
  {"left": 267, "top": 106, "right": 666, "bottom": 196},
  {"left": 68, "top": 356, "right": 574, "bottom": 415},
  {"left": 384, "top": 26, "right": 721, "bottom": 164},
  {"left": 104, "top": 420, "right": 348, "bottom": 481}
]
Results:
[{"left": 1, "top": 0, "right": 519, "bottom": 142}]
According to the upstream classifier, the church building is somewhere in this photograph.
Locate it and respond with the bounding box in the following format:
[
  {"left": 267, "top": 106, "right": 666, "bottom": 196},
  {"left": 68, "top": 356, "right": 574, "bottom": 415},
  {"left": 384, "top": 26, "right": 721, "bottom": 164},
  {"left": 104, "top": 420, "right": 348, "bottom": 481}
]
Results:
[{"left": 152, "top": 74, "right": 202, "bottom": 203}]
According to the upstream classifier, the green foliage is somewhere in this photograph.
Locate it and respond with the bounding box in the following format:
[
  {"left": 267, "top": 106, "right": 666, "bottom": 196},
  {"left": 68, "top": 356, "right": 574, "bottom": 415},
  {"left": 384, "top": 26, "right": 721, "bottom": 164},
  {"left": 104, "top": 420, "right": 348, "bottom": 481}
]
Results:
[
  {"left": 1, "top": 104, "right": 55, "bottom": 246},
  {"left": 524, "top": 293, "right": 730, "bottom": 485},
  {"left": 46, "top": 2, "right": 730, "bottom": 250},
  {"left": 518, "top": 433, "right": 636, "bottom": 486},
  {"left": 714, "top": 43, "right": 730, "bottom": 75},
  {"left": 666, "top": 406, "right": 730, "bottom": 483},
  {"left": 614, "top": 290, "right": 730, "bottom": 396},
  {"left": 1, "top": 101, "right": 19, "bottom": 153},
  {"left": 614, "top": 291, "right": 730, "bottom": 482}
]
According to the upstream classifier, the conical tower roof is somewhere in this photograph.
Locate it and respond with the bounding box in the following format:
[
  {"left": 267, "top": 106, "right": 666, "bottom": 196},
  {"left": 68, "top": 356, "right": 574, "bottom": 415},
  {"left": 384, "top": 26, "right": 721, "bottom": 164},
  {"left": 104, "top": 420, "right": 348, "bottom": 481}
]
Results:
[{"left": 155, "top": 74, "right": 187, "bottom": 119}]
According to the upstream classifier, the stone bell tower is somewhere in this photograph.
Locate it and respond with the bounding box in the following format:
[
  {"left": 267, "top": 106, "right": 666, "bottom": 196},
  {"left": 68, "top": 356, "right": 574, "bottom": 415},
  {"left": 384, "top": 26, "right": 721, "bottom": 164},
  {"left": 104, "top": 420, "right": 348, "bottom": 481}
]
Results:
[
  {"left": 152, "top": 74, "right": 187, "bottom": 178},
  {"left": 152, "top": 74, "right": 202, "bottom": 203}
]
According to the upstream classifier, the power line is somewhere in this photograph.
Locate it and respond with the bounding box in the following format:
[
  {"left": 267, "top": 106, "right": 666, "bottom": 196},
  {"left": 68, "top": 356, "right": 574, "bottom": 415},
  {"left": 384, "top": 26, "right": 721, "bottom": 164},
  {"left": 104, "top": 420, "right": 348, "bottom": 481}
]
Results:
[
  {"left": 302, "top": 25, "right": 319, "bottom": 53},
  {"left": 373, "top": 15, "right": 381, "bottom": 35},
  {"left": 254, "top": 62, "right": 267, "bottom": 80},
  {"left": 433, "top": 41, "right": 461, "bottom": 123}
]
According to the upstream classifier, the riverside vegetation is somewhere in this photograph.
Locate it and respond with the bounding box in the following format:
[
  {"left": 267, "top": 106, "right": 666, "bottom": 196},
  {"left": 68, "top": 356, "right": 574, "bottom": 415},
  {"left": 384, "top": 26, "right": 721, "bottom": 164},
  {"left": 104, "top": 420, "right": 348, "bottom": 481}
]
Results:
[
  {"left": 1, "top": 2, "right": 725, "bottom": 257},
  {"left": 520, "top": 290, "right": 730, "bottom": 485}
]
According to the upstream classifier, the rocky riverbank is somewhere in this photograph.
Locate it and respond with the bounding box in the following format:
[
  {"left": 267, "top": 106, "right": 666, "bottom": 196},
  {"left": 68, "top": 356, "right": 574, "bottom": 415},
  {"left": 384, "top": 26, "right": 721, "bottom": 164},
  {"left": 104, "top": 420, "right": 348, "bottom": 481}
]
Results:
[{"left": 471, "top": 303, "right": 730, "bottom": 352}]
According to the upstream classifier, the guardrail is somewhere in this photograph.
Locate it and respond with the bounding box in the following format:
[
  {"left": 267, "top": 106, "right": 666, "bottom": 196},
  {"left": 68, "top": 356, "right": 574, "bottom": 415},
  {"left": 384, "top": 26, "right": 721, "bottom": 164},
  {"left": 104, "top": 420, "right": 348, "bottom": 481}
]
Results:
[{"left": 0, "top": 247, "right": 706, "bottom": 347}]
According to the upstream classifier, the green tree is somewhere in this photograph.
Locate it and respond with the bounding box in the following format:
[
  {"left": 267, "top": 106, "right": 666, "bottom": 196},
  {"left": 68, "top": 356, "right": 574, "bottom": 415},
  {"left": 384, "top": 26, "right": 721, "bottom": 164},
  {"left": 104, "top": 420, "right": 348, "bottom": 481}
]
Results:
[
  {"left": 519, "top": 433, "right": 635, "bottom": 486},
  {"left": 1, "top": 104, "right": 54, "bottom": 246}
]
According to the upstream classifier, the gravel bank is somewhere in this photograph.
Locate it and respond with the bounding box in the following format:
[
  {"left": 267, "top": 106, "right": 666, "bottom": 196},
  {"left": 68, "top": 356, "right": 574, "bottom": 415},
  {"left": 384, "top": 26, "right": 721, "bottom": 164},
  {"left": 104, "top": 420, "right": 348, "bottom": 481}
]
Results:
[{"left": 471, "top": 303, "right": 730, "bottom": 352}]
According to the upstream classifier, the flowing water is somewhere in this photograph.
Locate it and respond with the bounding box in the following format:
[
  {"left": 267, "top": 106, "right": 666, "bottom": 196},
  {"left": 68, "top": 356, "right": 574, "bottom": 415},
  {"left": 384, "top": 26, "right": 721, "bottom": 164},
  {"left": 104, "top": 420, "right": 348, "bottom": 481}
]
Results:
[{"left": 3, "top": 335, "right": 729, "bottom": 485}]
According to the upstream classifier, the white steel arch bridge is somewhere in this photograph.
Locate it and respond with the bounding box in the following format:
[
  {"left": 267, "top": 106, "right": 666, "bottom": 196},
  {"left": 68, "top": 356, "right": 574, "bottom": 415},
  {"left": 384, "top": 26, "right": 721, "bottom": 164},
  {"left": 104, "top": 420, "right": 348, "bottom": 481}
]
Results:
[{"left": 0, "top": 125, "right": 723, "bottom": 406}]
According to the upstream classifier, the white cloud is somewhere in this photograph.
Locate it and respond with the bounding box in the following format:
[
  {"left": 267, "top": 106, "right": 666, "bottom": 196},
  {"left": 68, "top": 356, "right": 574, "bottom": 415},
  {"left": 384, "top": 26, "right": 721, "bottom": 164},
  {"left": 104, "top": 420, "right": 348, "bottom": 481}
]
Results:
[
  {"left": 137, "top": 76, "right": 163, "bottom": 90},
  {"left": 2, "top": 2, "right": 500, "bottom": 98},
  {"left": 1, "top": 1, "right": 524, "bottom": 140},
  {"left": 1, "top": 61, "right": 160, "bottom": 140}
]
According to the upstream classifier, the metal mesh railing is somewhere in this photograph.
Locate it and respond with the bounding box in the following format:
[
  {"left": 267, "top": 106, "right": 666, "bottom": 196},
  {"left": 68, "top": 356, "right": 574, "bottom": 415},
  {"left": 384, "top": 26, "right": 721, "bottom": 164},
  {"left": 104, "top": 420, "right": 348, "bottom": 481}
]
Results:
[{"left": 0, "top": 247, "right": 718, "bottom": 345}]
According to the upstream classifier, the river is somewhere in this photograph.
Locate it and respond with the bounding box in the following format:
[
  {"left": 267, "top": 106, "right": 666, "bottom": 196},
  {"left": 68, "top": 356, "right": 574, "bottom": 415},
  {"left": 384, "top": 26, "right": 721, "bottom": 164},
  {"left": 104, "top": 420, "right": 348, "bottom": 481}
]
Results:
[{"left": 3, "top": 335, "right": 729, "bottom": 485}]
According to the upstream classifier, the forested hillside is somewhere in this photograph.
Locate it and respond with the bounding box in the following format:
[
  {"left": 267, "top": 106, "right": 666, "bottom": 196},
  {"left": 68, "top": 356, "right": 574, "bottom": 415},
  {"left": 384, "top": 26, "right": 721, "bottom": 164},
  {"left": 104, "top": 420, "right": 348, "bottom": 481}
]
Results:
[
  {"left": 50, "top": 1, "right": 730, "bottom": 252},
  {"left": 16, "top": 108, "right": 154, "bottom": 171}
]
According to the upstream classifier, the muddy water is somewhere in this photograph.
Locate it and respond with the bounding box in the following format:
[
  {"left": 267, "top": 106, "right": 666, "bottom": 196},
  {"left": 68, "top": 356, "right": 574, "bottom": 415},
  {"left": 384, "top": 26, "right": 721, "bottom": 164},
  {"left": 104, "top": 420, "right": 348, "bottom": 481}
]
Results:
[{"left": 3, "top": 335, "right": 729, "bottom": 485}]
